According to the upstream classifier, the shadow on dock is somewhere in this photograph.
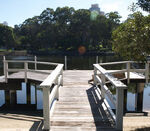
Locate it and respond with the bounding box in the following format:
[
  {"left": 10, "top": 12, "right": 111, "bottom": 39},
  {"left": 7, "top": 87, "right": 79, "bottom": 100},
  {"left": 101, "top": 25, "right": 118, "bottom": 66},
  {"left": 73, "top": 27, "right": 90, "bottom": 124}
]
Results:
[
  {"left": 86, "top": 85, "right": 115, "bottom": 130},
  {"left": 0, "top": 110, "right": 43, "bottom": 131},
  {"left": 135, "top": 127, "right": 150, "bottom": 131}
]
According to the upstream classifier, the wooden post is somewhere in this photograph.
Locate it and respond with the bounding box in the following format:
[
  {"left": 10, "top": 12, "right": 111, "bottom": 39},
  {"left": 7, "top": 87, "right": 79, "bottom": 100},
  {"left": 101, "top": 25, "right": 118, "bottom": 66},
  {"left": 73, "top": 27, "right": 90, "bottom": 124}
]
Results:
[
  {"left": 43, "top": 87, "right": 50, "bottom": 130},
  {"left": 35, "top": 84, "right": 37, "bottom": 105},
  {"left": 127, "top": 62, "right": 130, "bottom": 84},
  {"left": 26, "top": 83, "right": 31, "bottom": 105},
  {"left": 116, "top": 88, "right": 124, "bottom": 130},
  {"left": 34, "top": 56, "right": 37, "bottom": 70},
  {"left": 65, "top": 56, "right": 67, "bottom": 70},
  {"left": 60, "top": 69, "right": 63, "bottom": 86},
  {"left": 24, "top": 62, "right": 28, "bottom": 83},
  {"left": 5, "top": 90, "right": 10, "bottom": 105},
  {"left": 145, "top": 63, "right": 149, "bottom": 83},
  {"left": 3, "top": 56, "right": 6, "bottom": 76},
  {"left": 135, "top": 83, "right": 144, "bottom": 112},
  {"left": 55, "top": 79, "right": 59, "bottom": 100},
  {"left": 10, "top": 90, "right": 17, "bottom": 105},
  {"left": 3, "top": 56, "right": 8, "bottom": 83},
  {"left": 123, "top": 89, "right": 128, "bottom": 114},
  {"left": 93, "top": 67, "right": 97, "bottom": 85},
  {"left": 101, "top": 74, "right": 105, "bottom": 99},
  {"left": 96, "top": 56, "right": 98, "bottom": 64}
]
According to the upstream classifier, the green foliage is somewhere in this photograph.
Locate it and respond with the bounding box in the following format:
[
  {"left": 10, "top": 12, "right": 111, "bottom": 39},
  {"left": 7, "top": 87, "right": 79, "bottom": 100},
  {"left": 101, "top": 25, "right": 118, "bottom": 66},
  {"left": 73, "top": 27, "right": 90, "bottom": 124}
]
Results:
[
  {"left": 1, "top": 7, "right": 121, "bottom": 54},
  {"left": 0, "top": 24, "right": 15, "bottom": 49},
  {"left": 137, "top": 0, "right": 150, "bottom": 12},
  {"left": 112, "top": 12, "right": 150, "bottom": 61},
  {"left": 106, "top": 11, "right": 122, "bottom": 24}
]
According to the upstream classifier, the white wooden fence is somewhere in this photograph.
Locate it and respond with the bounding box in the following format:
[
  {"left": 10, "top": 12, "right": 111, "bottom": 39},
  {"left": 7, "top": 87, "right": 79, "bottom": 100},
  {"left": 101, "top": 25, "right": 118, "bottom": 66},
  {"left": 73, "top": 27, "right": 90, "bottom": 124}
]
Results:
[
  {"left": 3, "top": 56, "right": 59, "bottom": 83},
  {"left": 3, "top": 56, "right": 63, "bottom": 130},
  {"left": 93, "top": 61, "right": 149, "bottom": 130}
]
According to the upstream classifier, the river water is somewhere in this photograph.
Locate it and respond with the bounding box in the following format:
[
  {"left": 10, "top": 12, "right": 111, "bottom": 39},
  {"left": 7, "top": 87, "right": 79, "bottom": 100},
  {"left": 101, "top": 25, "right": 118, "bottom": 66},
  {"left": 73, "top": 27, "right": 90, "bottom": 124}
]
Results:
[{"left": 0, "top": 55, "right": 150, "bottom": 111}]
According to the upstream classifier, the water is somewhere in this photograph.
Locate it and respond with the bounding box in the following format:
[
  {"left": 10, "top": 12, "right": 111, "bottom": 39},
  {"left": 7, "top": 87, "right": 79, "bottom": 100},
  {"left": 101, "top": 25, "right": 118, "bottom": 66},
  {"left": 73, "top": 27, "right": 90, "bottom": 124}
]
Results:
[{"left": 0, "top": 55, "right": 150, "bottom": 111}]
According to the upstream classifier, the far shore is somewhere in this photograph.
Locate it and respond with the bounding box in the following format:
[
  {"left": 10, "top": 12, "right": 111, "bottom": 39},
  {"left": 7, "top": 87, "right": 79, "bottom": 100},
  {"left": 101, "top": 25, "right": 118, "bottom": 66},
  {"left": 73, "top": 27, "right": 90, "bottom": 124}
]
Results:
[{"left": 0, "top": 50, "right": 114, "bottom": 56}]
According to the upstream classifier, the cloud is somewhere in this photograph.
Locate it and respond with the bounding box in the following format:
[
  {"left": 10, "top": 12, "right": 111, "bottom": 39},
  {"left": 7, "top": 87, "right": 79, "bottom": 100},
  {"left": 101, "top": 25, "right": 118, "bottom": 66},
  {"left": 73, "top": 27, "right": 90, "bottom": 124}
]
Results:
[{"left": 101, "top": 0, "right": 124, "bottom": 12}]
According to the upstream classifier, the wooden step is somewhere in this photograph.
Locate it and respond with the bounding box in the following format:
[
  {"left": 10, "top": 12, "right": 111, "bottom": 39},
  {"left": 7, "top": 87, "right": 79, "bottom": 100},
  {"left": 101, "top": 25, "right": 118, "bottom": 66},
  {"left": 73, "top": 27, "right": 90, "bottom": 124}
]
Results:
[
  {"left": 51, "top": 116, "right": 112, "bottom": 122},
  {"left": 59, "top": 90, "right": 91, "bottom": 97},
  {"left": 50, "top": 126, "right": 115, "bottom": 131},
  {"left": 50, "top": 121, "right": 114, "bottom": 128},
  {"left": 52, "top": 112, "right": 96, "bottom": 117},
  {"left": 59, "top": 96, "right": 98, "bottom": 103}
]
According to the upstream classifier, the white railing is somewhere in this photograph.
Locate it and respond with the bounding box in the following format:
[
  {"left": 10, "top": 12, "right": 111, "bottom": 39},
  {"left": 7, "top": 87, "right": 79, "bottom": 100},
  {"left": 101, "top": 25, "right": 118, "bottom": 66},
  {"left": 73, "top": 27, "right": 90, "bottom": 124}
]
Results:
[
  {"left": 93, "top": 61, "right": 149, "bottom": 130},
  {"left": 3, "top": 56, "right": 59, "bottom": 83},
  {"left": 40, "top": 64, "right": 63, "bottom": 130},
  {"left": 99, "top": 61, "right": 149, "bottom": 84},
  {"left": 3, "top": 56, "right": 63, "bottom": 130}
]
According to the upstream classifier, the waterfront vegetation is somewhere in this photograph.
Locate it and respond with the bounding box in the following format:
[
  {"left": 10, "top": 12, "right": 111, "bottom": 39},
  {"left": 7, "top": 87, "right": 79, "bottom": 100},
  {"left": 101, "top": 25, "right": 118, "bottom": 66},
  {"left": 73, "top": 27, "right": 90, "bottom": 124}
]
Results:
[{"left": 0, "top": 7, "right": 121, "bottom": 55}]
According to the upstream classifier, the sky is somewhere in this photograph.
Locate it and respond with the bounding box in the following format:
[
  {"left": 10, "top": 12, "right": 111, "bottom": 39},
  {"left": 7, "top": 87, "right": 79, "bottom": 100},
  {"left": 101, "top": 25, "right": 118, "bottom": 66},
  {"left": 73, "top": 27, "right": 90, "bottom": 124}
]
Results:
[{"left": 0, "top": 0, "right": 146, "bottom": 27}]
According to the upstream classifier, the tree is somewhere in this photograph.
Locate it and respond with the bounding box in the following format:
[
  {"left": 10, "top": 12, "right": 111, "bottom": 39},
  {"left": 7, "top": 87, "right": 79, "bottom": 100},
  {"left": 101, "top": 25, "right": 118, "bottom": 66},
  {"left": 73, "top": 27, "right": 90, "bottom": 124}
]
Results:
[
  {"left": 112, "top": 12, "right": 150, "bottom": 61},
  {"left": 0, "top": 24, "right": 15, "bottom": 49},
  {"left": 13, "top": 7, "right": 121, "bottom": 53},
  {"left": 106, "top": 11, "right": 122, "bottom": 24},
  {"left": 137, "top": 0, "right": 150, "bottom": 12}
]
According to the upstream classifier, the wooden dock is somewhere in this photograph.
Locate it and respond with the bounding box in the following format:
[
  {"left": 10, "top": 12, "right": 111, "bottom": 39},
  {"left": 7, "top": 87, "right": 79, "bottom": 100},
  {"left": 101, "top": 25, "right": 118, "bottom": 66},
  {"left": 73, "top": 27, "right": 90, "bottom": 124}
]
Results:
[
  {"left": 0, "top": 70, "right": 115, "bottom": 130},
  {"left": 0, "top": 59, "right": 150, "bottom": 131},
  {"left": 51, "top": 70, "right": 115, "bottom": 130}
]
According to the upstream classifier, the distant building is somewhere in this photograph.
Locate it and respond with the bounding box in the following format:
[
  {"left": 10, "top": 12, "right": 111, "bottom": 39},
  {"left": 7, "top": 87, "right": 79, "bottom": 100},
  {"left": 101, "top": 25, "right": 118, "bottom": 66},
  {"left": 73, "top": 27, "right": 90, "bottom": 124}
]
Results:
[
  {"left": 2, "top": 21, "right": 8, "bottom": 26},
  {"left": 89, "top": 4, "right": 104, "bottom": 15}
]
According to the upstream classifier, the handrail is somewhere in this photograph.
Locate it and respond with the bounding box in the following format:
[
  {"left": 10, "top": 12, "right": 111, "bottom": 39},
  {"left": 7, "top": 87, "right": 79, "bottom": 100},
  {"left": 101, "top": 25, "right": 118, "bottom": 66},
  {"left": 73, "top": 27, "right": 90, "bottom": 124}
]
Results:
[
  {"left": 3, "top": 57, "right": 60, "bottom": 83},
  {"left": 94, "top": 64, "right": 127, "bottom": 88},
  {"left": 40, "top": 64, "right": 63, "bottom": 130},
  {"left": 99, "top": 61, "right": 133, "bottom": 66},
  {"left": 5, "top": 60, "right": 59, "bottom": 66},
  {"left": 3, "top": 56, "right": 64, "bottom": 130},
  {"left": 40, "top": 64, "right": 63, "bottom": 88},
  {"left": 93, "top": 61, "right": 149, "bottom": 130},
  {"left": 99, "top": 60, "right": 148, "bottom": 66}
]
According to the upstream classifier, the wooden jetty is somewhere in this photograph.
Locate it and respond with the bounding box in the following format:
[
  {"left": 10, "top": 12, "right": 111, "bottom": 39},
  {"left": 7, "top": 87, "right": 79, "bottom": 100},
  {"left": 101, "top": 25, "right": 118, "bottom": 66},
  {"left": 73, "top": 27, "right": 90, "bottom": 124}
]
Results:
[{"left": 0, "top": 58, "right": 150, "bottom": 131}]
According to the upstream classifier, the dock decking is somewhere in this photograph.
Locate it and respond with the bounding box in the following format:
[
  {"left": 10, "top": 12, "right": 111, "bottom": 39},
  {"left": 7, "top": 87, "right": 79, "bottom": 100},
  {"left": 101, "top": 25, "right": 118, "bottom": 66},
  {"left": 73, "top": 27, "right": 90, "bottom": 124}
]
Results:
[{"left": 51, "top": 70, "right": 115, "bottom": 130}]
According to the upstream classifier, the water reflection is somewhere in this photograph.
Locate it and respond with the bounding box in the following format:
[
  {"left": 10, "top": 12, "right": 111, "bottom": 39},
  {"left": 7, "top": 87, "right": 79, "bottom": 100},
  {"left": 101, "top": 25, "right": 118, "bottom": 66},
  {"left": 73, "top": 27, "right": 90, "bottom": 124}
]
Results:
[{"left": 107, "top": 82, "right": 150, "bottom": 111}]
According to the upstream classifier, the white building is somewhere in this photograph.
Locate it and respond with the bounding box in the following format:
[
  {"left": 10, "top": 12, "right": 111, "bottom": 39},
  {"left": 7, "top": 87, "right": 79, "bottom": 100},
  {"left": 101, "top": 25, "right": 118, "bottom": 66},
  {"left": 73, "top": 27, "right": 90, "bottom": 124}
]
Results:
[
  {"left": 2, "top": 21, "right": 8, "bottom": 26},
  {"left": 89, "top": 4, "right": 104, "bottom": 15}
]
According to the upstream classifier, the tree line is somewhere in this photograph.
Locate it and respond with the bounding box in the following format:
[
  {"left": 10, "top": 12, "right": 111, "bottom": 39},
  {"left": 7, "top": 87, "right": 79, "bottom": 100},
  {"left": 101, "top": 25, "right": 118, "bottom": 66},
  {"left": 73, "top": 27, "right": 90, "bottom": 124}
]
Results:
[
  {"left": 112, "top": 0, "right": 150, "bottom": 61},
  {"left": 0, "top": 7, "right": 121, "bottom": 54}
]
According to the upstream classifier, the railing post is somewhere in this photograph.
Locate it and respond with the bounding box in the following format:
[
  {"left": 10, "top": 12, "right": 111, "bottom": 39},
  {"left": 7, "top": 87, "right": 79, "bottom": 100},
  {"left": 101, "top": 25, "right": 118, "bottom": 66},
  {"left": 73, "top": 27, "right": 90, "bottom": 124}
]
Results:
[
  {"left": 34, "top": 56, "right": 37, "bottom": 70},
  {"left": 127, "top": 62, "right": 130, "bottom": 84},
  {"left": 43, "top": 87, "right": 50, "bottom": 130},
  {"left": 145, "top": 62, "right": 149, "bottom": 83},
  {"left": 65, "top": 56, "right": 67, "bottom": 70},
  {"left": 96, "top": 56, "right": 98, "bottom": 64},
  {"left": 116, "top": 87, "right": 124, "bottom": 130},
  {"left": 101, "top": 74, "right": 105, "bottom": 99},
  {"left": 3, "top": 56, "right": 8, "bottom": 83},
  {"left": 24, "top": 62, "right": 28, "bottom": 83},
  {"left": 60, "top": 68, "right": 63, "bottom": 86},
  {"left": 55, "top": 77, "right": 59, "bottom": 100},
  {"left": 94, "top": 67, "right": 97, "bottom": 85}
]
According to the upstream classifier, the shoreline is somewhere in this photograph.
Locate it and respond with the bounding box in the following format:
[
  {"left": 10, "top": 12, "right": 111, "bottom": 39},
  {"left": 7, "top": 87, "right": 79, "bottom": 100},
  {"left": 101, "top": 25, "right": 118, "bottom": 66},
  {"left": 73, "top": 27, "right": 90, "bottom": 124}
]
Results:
[{"left": 0, "top": 50, "right": 114, "bottom": 56}]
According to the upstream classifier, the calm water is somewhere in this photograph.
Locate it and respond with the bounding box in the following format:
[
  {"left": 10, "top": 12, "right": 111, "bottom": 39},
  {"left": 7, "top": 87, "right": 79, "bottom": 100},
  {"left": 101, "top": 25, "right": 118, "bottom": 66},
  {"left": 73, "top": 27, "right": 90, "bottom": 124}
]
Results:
[{"left": 0, "top": 55, "right": 150, "bottom": 111}]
